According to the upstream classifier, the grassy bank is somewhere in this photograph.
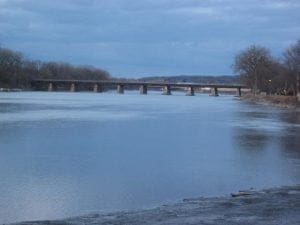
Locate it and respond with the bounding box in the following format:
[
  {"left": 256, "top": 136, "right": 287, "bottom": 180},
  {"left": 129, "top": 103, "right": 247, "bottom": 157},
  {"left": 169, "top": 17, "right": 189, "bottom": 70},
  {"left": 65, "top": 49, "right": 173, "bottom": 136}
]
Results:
[{"left": 241, "top": 93, "right": 299, "bottom": 109}]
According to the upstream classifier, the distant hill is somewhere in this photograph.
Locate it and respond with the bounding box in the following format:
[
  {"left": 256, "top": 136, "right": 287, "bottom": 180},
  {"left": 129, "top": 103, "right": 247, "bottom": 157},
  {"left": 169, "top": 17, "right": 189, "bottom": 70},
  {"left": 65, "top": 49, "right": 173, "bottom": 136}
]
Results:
[{"left": 138, "top": 75, "right": 241, "bottom": 84}]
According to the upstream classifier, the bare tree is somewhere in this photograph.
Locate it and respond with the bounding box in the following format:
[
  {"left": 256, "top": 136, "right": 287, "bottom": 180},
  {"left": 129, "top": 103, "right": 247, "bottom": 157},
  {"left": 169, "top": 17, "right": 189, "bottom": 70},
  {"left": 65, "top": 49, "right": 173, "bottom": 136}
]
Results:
[
  {"left": 1, "top": 46, "right": 111, "bottom": 88},
  {"left": 283, "top": 40, "right": 300, "bottom": 95},
  {"left": 0, "top": 47, "right": 23, "bottom": 87},
  {"left": 233, "top": 45, "right": 275, "bottom": 94}
]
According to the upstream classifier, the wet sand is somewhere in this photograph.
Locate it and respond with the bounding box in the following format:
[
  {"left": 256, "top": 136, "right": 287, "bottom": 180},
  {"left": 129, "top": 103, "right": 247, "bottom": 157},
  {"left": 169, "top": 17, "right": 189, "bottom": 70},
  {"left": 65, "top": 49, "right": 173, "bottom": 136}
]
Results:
[{"left": 7, "top": 185, "right": 300, "bottom": 225}]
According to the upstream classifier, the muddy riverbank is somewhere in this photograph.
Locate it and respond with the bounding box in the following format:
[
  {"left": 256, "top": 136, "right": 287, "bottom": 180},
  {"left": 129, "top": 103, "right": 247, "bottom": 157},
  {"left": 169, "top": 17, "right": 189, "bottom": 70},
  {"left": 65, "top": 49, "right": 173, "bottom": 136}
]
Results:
[
  {"left": 241, "top": 93, "right": 299, "bottom": 109},
  {"left": 7, "top": 185, "right": 300, "bottom": 225}
]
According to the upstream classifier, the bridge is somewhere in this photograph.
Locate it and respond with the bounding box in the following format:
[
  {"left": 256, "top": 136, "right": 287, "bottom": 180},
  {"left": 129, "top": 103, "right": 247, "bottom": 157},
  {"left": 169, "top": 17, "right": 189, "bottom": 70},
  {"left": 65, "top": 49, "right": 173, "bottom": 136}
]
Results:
[{"left": 31, "top": 79, "right": 247, "bottom": 96}]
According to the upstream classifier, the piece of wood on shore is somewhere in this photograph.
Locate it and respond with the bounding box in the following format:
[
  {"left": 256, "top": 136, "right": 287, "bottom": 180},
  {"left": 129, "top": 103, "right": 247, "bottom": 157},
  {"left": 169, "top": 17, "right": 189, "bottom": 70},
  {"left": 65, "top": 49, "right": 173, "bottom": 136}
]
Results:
[{"left": 230, "top": 191, "right": 254, "bottom": 197}]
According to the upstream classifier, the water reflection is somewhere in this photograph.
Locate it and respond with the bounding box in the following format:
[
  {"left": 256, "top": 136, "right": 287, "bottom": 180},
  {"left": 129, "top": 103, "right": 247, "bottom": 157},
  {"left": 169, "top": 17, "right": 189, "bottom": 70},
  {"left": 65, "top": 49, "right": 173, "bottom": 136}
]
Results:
[
  {"left": 279, "top": 134, "right": 300, "bottom": 158},
  {"left": 234, "top": 128, "right": 269, "bottom": 151},
  {"left": 233, "top": 102, "right": 300, "bottom": 168},
  {"left": 280, "top": 110, "right": 300, "bottom": 124},
  {"left": 232, "top": 104, "right": 276, "bottom": 151},
  {"left": 277, "top": 111, "right": 300, "bottom": 158}
]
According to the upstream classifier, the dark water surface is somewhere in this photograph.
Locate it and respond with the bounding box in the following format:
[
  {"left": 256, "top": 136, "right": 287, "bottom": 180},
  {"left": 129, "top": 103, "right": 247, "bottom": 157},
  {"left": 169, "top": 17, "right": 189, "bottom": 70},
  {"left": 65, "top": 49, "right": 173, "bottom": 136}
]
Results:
[{"left": 0, "top": 91, "right": 299, "bottom": 223}]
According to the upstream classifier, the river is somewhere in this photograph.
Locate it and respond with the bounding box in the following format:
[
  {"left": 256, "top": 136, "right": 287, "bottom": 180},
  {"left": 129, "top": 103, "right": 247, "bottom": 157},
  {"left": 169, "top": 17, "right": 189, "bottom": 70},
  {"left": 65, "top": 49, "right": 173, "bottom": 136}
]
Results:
[{"left": 0, "top": 91, "right": 299, "bottom": 224}]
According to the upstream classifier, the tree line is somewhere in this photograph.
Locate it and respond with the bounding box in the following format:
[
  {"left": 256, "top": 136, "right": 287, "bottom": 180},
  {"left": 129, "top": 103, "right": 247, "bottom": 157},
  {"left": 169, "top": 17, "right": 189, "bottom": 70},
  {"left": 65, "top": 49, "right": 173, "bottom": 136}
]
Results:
[
  {"left": 140, "top": 75, "right": 240, "bottom": 84},
  {"left": 0, "top": 47, "right": 110, "bottom": 89},
  {"left": 233, "top": 39, "right": 300, "bottom": 96},
  {"left": 2, "top": 40, "right": 299, "bottom": 94}
]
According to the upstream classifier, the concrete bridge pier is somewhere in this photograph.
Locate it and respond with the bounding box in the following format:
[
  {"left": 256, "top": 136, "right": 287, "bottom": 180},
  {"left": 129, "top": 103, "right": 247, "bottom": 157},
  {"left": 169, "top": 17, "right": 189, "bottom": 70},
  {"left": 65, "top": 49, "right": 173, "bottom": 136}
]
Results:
[
  {"left": 186, "top": 86, "right": 195, "bottom": 96},
  {"left": 70, "top": 83, "right": 76, "bottom": 92},
  {"left": 93, "top": 84, "right": 102, "bottom": 92},
  {"left": 235, "top": 87, "right": 242, "bottom": 97},
  {"left": 139, "top": 85, "right": 147, "bottom": 94},
  {"left": 162, "top": 85, "right": 171, "bottom": 95},
  {"left": 210, "top": 87, "right": 219, "bottom": 96},
  {"left": 48, "top": 83, "right": 53, "bottom": 92},
  {"left": 117, "top": 84, "right": 124, "bottom": 94}
]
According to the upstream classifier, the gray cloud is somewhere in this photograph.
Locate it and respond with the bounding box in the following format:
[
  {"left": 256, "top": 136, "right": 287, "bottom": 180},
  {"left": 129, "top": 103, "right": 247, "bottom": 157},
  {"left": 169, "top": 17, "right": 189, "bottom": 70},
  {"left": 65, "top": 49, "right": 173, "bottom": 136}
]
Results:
[{"left": 0, "top": 0, "right": 299, "bottom": 77}]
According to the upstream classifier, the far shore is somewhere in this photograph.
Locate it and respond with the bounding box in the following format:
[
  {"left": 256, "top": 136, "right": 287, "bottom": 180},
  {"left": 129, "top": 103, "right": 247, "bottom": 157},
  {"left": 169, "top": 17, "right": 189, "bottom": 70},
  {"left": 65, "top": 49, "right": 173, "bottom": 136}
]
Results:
[{"left": 7, "top": 185, "right": 300, "bottom": 225}]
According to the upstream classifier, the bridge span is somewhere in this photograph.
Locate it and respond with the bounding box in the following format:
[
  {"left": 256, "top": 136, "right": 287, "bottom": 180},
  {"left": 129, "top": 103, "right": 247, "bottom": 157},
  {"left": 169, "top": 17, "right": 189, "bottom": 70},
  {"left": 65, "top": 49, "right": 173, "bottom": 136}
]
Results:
[{"left": 31, "top": 79, "right": 247, "bottom": 97}]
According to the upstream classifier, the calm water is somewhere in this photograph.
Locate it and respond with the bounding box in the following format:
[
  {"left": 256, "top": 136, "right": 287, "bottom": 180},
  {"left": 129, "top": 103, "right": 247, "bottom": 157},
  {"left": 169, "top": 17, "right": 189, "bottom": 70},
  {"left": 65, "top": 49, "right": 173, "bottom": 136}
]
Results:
[{"left": 0, "top": 91, "right": 299, "bottom": 223}]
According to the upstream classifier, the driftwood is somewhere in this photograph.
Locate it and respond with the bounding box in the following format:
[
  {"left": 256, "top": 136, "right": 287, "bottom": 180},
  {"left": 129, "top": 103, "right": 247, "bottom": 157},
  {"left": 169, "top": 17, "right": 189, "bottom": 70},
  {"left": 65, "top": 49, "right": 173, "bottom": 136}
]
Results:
[{"left": 231, "top": 191, "right": 254, "bottom": 197}]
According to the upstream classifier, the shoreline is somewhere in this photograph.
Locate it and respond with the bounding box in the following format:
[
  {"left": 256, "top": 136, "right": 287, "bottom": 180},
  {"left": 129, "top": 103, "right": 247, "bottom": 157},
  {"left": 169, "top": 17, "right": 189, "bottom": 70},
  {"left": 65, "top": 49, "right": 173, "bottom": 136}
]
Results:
[
  {"left": 241, "top": 93, "right": 299, "bottom": 109},
  {"left": 7, "top": 185, "right": 300, "bottom": 225}
]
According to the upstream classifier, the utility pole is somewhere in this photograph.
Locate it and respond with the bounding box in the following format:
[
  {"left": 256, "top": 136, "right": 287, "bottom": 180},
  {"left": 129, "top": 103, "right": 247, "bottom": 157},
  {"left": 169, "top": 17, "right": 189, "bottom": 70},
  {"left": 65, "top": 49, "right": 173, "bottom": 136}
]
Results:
[
  {"left": 297, "top": 74, "right": 299, "bottom": 94},
  {"left": 297, "top": 73, "right": 300, "bottom": 101}
]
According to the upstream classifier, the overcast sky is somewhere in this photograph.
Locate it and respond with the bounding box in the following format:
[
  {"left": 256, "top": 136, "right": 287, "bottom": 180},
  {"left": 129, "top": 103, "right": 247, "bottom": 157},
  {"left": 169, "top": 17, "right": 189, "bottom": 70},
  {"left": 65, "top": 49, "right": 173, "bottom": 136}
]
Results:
[{"left": 0, "top": 0, "right": 299, "bottom": 77}]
